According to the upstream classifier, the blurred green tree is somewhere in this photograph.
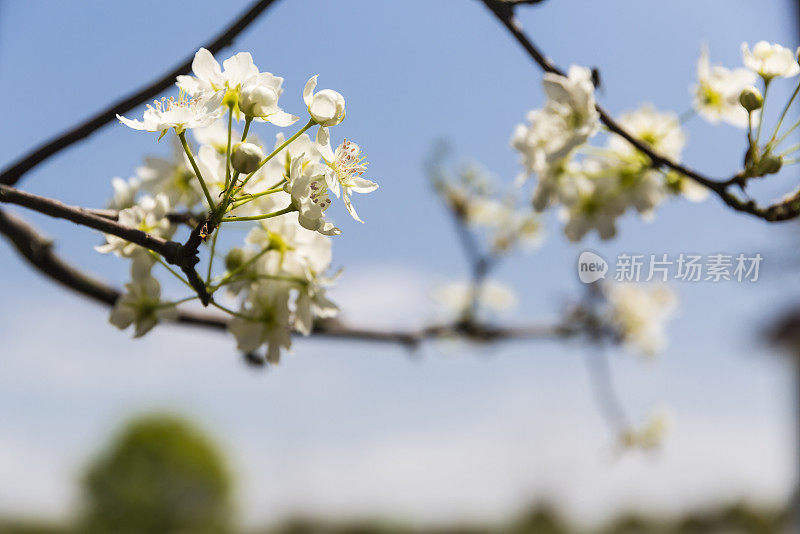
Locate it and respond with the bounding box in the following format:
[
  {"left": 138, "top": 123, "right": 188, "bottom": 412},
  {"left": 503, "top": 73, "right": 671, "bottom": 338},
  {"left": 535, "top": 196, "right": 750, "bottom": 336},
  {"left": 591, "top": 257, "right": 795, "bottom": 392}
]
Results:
[{"left": 79, "top": 414, "right": 233, "bottom": 534}]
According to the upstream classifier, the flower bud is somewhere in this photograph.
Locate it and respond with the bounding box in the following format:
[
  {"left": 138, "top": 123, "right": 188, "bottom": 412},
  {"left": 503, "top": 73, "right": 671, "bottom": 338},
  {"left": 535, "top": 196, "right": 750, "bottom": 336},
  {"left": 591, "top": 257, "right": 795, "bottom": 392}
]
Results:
[
  {"left": 760, "top": 153, "right": 783, "bottom": 175},
  {"left": 225, "top": 248, "right": 245, "bottom": 271},
  {"left": 309, "top": 89, "right": 345, "bottom": 126},
  {"left": 739, "top": 86, "right": 763, "bottom": 111},
  {"left": 231, "top": 142, "right": 264, "bottom": 174},
  {"left": 239, "top": 85, "right": 278, "bottom": 117}
]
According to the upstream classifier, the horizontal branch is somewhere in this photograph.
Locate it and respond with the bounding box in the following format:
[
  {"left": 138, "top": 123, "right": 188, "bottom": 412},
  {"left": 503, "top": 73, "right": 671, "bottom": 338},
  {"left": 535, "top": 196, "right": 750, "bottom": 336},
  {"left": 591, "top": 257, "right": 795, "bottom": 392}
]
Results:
[
  {"left": 500, "top": 0, "right": 547, "bottom": 5},
  {"left": 0, "top": 209, "right": 120, "bottom": 305},
  {"left": 480, "top": 0, "right": 800, "bottom": 222},
  {"left": 0, "top": 208, "right": 572, "bottom": 351},
  {"left": 0, "top": 0, "right": 281, "bottom": 187},
  {"left": 0, "top": 184, "right": 181, "bottom": 261},
  {"left": 90, "top": 208, "right": 202, "bottom": 228}
]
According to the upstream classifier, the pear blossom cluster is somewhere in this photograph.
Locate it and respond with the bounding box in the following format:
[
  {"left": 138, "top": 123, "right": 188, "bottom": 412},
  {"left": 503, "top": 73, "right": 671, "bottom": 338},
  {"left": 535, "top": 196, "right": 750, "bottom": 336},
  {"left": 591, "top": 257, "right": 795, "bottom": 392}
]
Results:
[
  {"left": 512, "top": 67, "right": 706, "bottom": 241},
  {"left": 511, "top": 41, "right": 800, "bottom": 241},
  {"left": 428, "top": 157, "right": 542, "bottom": 323},
  {"left": 97, "top": 48, "right": 377, "bottom": 362},
  {"left": 698, "top": 41, "right": 800, "bottom": 181}
]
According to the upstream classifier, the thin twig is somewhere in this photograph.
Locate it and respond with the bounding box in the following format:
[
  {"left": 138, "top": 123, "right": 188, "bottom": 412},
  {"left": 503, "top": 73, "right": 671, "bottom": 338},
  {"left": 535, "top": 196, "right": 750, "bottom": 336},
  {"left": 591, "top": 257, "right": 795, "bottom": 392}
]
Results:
[
  {"left": 0, "top": 0, "right": 283, "bottom": 187},
  {"left": 0, "top": 207, "right": 572, "bottom": 348},
  {"left": 479, "top": 0, "right": 800, "bottom": 222},
  {"left": 0, "top": 184, "right": 181, "bottom": 261}
]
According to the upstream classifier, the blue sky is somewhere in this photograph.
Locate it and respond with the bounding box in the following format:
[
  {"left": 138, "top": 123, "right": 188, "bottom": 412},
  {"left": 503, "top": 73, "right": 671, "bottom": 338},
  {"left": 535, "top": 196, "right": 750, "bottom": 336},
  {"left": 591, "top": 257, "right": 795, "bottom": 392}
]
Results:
[{"left": 0, "top": 0, "right": 798, "bottom": 527}]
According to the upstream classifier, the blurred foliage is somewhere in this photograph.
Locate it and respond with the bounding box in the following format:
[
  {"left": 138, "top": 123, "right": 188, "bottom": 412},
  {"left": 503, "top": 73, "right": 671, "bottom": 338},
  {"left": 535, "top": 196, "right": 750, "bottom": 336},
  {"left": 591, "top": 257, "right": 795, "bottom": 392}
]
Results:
[
  {"left": 0, "top": 414, "right": 789, "bottom": 534},
  {"left": 255, "top": 503, "right": 787, "bottom": 534},
  {"left": 78, "top": 414, "right": 233, "bottom": 534}
]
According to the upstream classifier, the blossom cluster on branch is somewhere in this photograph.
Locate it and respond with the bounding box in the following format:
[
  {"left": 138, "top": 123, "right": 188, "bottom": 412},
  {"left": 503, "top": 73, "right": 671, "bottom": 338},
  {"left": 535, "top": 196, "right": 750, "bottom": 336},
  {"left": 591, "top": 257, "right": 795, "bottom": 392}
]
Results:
[
  {"left": 99, "top": 48, "right": 377, "bottom": 363},
  {"left": 511, "top": 41, "right": 800, "bottom": 241}
]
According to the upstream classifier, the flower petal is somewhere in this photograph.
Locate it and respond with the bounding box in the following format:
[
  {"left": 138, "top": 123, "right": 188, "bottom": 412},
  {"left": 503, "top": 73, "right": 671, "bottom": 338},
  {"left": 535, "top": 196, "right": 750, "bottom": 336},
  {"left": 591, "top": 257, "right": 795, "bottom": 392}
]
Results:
[
  {"left": 117, "top": 114, "right": 149, "bottom": 131},
  {"left": 267, "top": 110, "right": 299, "bottom": 127},
  {"left": 192, "top": 48, "right": 223, "bottom": 86},
  {"left": 316, "top": 126, "right": 334, "bottom": 161},
  {"left": 349, "top": 177, "right": 378, "bottom": 194},
  {"left": 342, "top": 192, "right": 364, "bottom": 223},
  {"left": 303, "top": 75, "right": 318, "bottom": 107}
]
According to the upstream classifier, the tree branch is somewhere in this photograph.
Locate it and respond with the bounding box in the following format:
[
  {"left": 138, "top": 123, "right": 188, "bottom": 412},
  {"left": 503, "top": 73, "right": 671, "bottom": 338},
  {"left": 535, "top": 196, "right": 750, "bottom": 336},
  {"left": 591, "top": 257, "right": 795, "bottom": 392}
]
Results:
[
  {"left": 0, "top": 207, "right": 573, "bottom": 350},
  {"left": 90, "top": 208, "right": 202, "bottom": 228},
  {"left": 479, "top": 0, "right": 800, "bottom": 222},
  {"left": 0, "top": 184, "right": 181, "bottom": 260},
  {"left": 0, "top": 0, "right": 282, "bottom": 187},
  {"left": 0, "top": 184, "right": 217, "bottom": 303}
]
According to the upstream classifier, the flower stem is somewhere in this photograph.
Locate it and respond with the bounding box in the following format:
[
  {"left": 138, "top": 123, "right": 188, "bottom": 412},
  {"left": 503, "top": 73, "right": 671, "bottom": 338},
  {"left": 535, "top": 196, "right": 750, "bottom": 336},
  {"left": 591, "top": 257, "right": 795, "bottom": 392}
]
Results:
[
  {"left": 770, "top": 79, "right": 800, "bottom": 146},
  {"left": 209, "top": 298, "right": 253, "bottom": 320},
  {"left": 225, "top": 104, "right": 234, "bottom": 189},
  {"left": 149, "top": 251, "right": 195, "bottom": 291},
  {"left": 206, "top": 225, "right": 221, "bottom": 284},
  {"left": 209, "top": 246, "right": 273, "bottom": 294},
  {"left": 178, "top": 131, "right": 216, "bottom": 213},
  {"left": 241, "top": 117, "right": 253, "bottom": 142},
  {"left": 219, "top": 205, "right": 296, "bottom": 223},
  {"left": 228, "top": 187, "right": 285, "bottom": 212},
  {"left": 774, "top": 116, "right": 800, "bottom": 147},
  {"left": 755, "top": 80, "right": 770, "bottom": 147},
  {"left": 160, "top": 295, "right": 199, "bottom": 308},
  {"left": 220, "top": 119, "right": 315, "bottom": 209}
]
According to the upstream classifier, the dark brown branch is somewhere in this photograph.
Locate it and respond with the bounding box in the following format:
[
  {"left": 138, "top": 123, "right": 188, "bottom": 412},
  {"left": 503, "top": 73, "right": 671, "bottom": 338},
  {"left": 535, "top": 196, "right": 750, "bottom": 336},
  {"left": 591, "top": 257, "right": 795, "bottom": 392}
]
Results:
[
  {"left": 479, "top": 0, "right": 800, "bottom": 222},
  {"left": 0, "top": 184, "right": 180, "bottom": 260},
  {"left": 0, "top": 0, "right": 282, "bottom": 187},
  {"left": 0, "top": 184, "right": 215, "bottom": 303},
  {"left": 90, "top": 208, "right": 202, "bottom": 228},
  {"left": 0, "top": 209, "right": 120, "bottom": 305},
  {"left": 0, "top": 207, "right": 572, "bottom": 349}
]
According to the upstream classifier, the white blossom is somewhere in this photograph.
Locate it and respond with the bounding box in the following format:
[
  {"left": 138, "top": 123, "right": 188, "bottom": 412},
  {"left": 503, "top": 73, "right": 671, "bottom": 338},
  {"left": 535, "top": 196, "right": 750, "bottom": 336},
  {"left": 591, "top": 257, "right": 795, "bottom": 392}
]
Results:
[
  {"left": 542, "top": 65, "right": 600, "bottom": 143},
  {"left": 303, "top": 75, "right": 346, "bottom": 127},
  {"left": 607, "top": 105, "right": 686, "bottom": 161},
  {"left": 177, "top": 48, "right": 258, "bottom": 96},
  {"left": 558, "top": 175, "right": 625, "bottom": 242},
  {"left": 107, "top": 177, "right": 140, "bottom": 210},
  {"left": 324, "top": 139, "right": 377, "bottom": 223},
  {"left": 228, "top": 281, "right": 292, "bottom": 363},
  {"left": 136, "top": 143, "right": 202, "bottom": 207},
  {"left": 605, "top": 283, "right": 677, "bottom": 357},
  {"left": 286, "top": 157, "right": 340, "bottom": 236},
  {"left": 96, "top": 194, "right": 175, "bottom": 257},
  {"left": 109, "top": 276, "right": 177, "bottom": 338},
  {"left": 117, "top": 90, "right": 225, "bottom": 134},
  {"left": 193, "top": 119, "right": 239, "bottom": 153},
  {"left": 742, "top": 41, "right": 800, "bottom": 80},
  {"left": 303, "top": 75, "right": 346, "bottom": 160},
  {"left": 239, "top": 75, "right": 298, "bottom": 126},
  {"left": 511, "top": 66, "right": 599, "bottom": 197},
  {"left": 693, "top": 46, "right": 756, "bottom": 127},
  {"left": 511, "top": 109, "right": 580, "bottom": 178},
  {"left": 248, "top": 216, "right": 333, "bottom": 273},
  {"left": 620, "top": 407, "right": 674, "bottom": 450}
]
